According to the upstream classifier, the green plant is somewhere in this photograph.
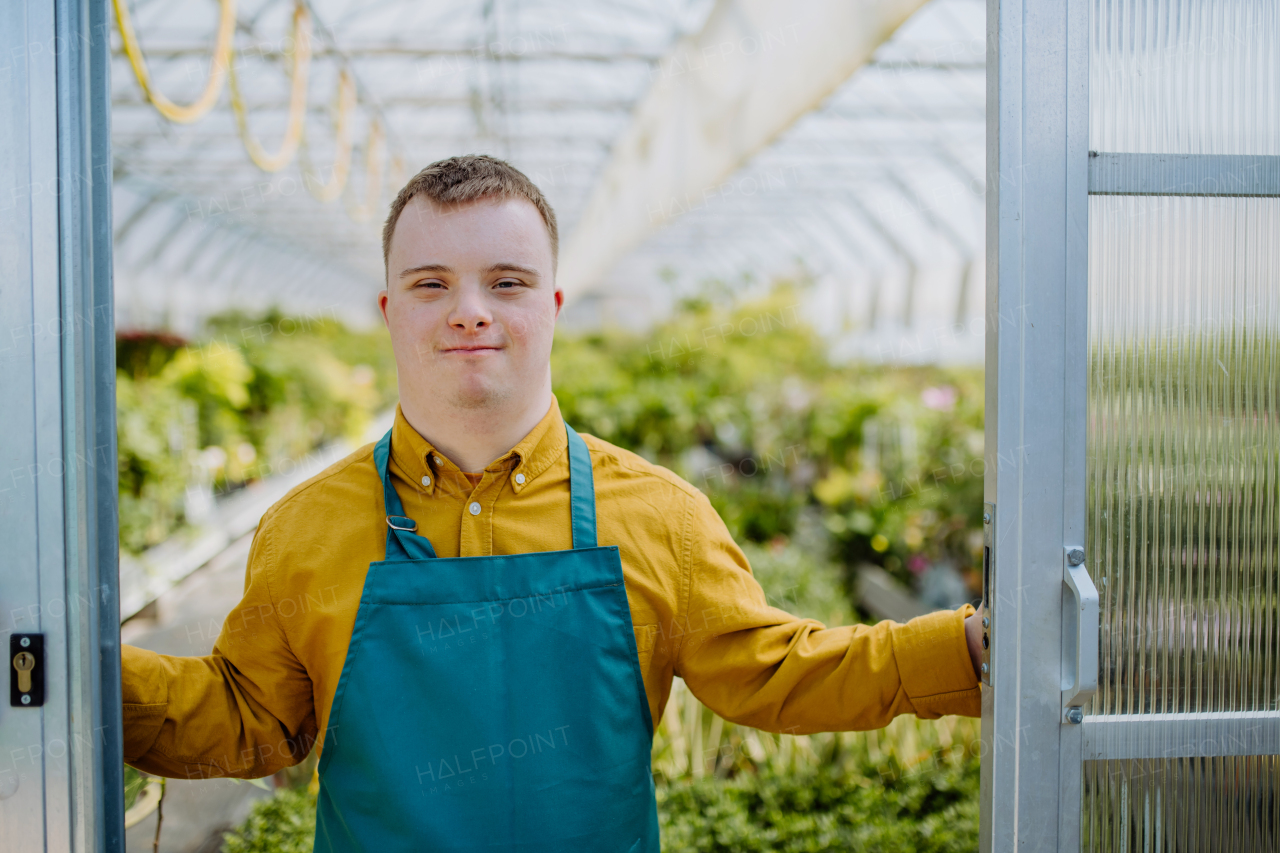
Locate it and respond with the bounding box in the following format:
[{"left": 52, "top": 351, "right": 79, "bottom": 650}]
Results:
[
  {"left": 221, "top": 788, "right": 316, "bottom": 853},
  {"left": 115, "top": 312, "right": 396, "bottom": 552},
  {"left": 116, "top": 372, "right": 196, "bottom": 552},
  {"left": 741, "top": 539, "right": 852, "bottom": 628},
  {"left": 657, "top": 750, "right": 979, "bottom": 853},
  {"left": 810, "top": 369, "right": 985, "bottom": 594},
  {"left": 123, "top": 764, "right": 149, "bottom": 811},
  {"left": 553, "top": 281, "right": 985, "bottom": 598}
]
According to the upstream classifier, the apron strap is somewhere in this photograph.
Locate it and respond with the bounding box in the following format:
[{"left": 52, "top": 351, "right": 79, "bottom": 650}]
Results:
[
  {"left": 374, "top": 429, "right": 438, "bottom": 561},
  {"left": 374, "top": 421, "right": 599, "bottom": 559},
  {"left": 564, "top": 423, "right": 598, "bottom": 549}
]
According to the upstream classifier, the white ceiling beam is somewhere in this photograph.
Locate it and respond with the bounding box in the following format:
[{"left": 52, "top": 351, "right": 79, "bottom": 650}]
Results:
[{"left": 556, "top": 0, "right": 930, "bottom": 300}]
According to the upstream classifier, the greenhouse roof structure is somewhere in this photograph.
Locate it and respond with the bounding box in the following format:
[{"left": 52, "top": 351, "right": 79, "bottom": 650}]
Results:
[{"left": 111, "top": 0, "right": 986, "bottom": 363}]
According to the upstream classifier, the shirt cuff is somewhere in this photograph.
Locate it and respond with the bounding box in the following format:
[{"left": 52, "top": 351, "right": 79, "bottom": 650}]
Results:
[{"left": 889, "top": 602, "right": 981, "bottom": 719}]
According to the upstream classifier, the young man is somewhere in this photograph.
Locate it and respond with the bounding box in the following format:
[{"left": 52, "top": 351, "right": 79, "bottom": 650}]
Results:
[{"left": 122, "top": 155, "right": 984, "bottom": 851}]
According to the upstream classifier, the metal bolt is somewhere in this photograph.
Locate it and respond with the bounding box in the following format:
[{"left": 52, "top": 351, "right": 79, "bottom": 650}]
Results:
[
  {"left": 1067, "top": 548, "right": 1085, "bottom": 566},
  {"left": 982, "top": 512, "right": 991, "bottom": 524},
  {"left": 980, "top": 662, "right": 988, "bottom": 673},
  {"left": 21, "top": 695, "right": 31, "bottom": 706},
  {"left": 982, "top": 616, "right": 990, "bottom": 628},
  {"left": 19, "top": 637, "right": 30, "bottom": 648},
  {"left": 1066, "top": 707, "right": 1083, "bottom": 724}
]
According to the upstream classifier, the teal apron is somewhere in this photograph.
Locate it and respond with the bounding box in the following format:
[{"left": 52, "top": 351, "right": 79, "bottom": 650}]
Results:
[{"left": 315, "top": 423, "right": 660, "bottom": 852}]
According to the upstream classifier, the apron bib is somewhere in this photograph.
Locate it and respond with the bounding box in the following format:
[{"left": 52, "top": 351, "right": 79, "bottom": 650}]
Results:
[{"left": 315, "top": 423, "right": 660, "bottom": 852}]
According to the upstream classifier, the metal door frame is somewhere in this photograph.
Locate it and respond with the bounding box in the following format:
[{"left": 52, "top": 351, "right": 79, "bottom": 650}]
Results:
[
  {"left": 0, "top": 0, "right": 122, "bottom": 849},
  {"left": 981, "top": 0, "right": 1091, "bottom": 848}
]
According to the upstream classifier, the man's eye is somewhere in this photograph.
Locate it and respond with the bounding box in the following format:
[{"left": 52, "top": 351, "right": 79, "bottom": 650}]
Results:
[
  {"left": 495, "top": 280, "right": 521, "bottom": 289},
  {"left": 416, "top": 280, "right": 445, "bottom": 289}
]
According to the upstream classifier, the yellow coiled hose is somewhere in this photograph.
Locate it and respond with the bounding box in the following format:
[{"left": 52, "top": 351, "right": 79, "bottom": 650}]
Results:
[
  {"left": 346, "top": 118, "right": 386, "bottom": 221},
  {"left": 228, "top": 2, "right": 312, "bottom": 173},
  {"left": 115, "top": 0, "right": 389, "bottom": 211},
  {"left": 300, "top": 69, "right": 357, "bottom": 203},
  {"left": 113, "top": 0, "right": 237, "bottom": 124}
]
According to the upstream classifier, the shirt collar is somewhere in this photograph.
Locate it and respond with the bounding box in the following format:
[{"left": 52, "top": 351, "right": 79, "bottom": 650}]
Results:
[{"left": 389, "top": 396, "right": 568, "bottom": 496}]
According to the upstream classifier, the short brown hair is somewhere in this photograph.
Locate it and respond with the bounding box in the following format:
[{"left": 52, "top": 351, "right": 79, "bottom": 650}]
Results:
[{"left": 382, "top": 155, "right": 559, "bottom": 272}]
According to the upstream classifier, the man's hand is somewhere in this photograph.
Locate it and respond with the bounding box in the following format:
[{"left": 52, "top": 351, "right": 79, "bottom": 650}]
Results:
[{"left": 964, "top": 603, "right": 985, "bottom": 680}]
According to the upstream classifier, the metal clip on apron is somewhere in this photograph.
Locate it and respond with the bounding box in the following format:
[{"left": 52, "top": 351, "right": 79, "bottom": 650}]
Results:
[{"left": 316, "top": 423, "right": 659, "bottom": 852}]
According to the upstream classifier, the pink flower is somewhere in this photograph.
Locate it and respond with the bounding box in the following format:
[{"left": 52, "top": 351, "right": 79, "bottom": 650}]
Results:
[{"left": 921, "top": 386, "right": 957, "bottom": 411}]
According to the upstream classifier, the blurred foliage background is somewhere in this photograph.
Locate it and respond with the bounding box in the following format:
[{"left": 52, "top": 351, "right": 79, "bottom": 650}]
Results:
[
  {"left": 118, "top": 281, "right": 986, "bottom": 851},
  {"left": 115, "top": 310, "right": 398, "bottom": 552},
  {"left": 553, "top": 281, "right": 986, "bottom": 602}
]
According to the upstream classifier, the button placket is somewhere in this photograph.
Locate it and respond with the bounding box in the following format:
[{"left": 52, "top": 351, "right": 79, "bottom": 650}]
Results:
[
  {"left": 417, "top": 450, "right": 442, "bottom": 495},
  {"left": 460, "top": 478, "right": 494, "bottom": 556}
]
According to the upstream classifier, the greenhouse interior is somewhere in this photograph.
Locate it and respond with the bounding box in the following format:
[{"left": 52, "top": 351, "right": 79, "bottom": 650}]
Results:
[{"left": 1, "top": 0, "right": 1277, "bottom": 850}]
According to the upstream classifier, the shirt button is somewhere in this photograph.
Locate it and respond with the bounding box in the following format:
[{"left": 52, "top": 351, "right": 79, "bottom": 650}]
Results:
[
  {"left": 434, "top": 456, "right": 443, "bottom": 465},
  {"left": 468, "top": 501, "right": 481, "bottom": 516},
  {"left": 515, "top": 473, "right": 526, "bottom": 485},
  {"left": 421, "top": 475, "right": 431, "bottom": 487}
]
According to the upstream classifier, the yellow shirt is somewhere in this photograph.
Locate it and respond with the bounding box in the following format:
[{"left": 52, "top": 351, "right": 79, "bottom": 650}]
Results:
[{"left": 122, "top": 397, "right": 980, "bottom": 778}]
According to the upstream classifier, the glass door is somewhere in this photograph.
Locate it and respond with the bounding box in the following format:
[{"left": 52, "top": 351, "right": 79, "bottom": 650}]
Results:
[
  {"left": 1083, "top": 1, "right": 1279, "bottom": 848},
  {"left": 982, "top": 0, "right": 1278, "bottom": 849}
]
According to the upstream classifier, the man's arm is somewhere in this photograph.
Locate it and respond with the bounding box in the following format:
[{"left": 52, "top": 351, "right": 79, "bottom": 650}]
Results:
[
  {"left": 673, "top": 491, "right": 981, "bottom": 734},
  {"left": 123, "top": 521, "right": 317, "bottom": 779}
]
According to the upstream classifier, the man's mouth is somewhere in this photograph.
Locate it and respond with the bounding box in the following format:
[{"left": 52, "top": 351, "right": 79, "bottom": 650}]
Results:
[{"left": 441, "top": 345, "right": 503, "bottom": 354}]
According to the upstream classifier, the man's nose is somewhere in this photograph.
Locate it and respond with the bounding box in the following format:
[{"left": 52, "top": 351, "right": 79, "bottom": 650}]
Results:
[{"left": 449, "top": 284, "right": 494, "bottom": 331}]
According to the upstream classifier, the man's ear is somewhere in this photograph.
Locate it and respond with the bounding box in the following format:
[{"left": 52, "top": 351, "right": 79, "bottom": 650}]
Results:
[
  {"left": 553, "top": 287, "right": 563, "bottom": 318},
  {"left": 378, "top": 289, "right": 391, "bottom": 328}
]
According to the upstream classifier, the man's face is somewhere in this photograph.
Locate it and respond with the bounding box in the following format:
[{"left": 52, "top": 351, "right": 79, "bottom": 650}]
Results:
[{"left": 380, "top": 195, "right": 561, "bottom": 412}]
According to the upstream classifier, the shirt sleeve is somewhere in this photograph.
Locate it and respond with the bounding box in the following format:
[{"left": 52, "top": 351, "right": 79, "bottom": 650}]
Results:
[
  {"left": 672, "top": 490, "right": 981, "bottom": 734},
  {"left": 121, "top": 517, "right": 318, "bottom": 779}
]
